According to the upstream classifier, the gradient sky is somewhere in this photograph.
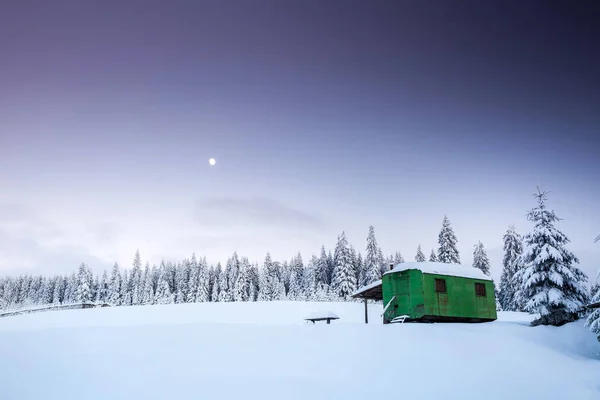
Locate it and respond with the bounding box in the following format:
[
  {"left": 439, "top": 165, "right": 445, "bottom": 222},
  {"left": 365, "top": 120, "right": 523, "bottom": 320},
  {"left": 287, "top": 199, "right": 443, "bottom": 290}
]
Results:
[{"left": 1, "top": 0, "right": 599, "bottom": 283}]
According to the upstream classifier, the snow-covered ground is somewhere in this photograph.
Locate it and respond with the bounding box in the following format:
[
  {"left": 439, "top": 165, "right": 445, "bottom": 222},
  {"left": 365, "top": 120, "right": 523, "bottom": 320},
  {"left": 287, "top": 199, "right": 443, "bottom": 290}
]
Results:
[{"left": 0, "top": 302, "right": 598, "bottom": 400}]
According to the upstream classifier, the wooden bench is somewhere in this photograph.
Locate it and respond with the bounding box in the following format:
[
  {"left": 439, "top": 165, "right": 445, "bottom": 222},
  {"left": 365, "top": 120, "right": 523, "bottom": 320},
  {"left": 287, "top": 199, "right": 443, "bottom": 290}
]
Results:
[{"left": 390, "top": 315, "right": 410, "bottom": 324}]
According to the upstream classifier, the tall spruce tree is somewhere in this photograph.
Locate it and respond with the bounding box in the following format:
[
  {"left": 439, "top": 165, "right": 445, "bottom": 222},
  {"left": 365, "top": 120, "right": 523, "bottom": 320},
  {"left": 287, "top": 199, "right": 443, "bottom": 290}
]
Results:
[
  {"left": 585, "top": 270, "right": 600, "bottom": 341},
  {"left": 288, "top": 253, "right": 305, "bottom": 301},
  {"left": 363, "top": 226, "right": 381, "bottom": 286},
  {"left": 315, "top": 246, "right": 329, "bottom": 286},
  {"left": 331, "top": 232, "right": 357, "bottom": 299},
  {"left": 75, "top": 263, "right": 92, "bottom": 303},
  {"left": 196, "top": 257, "right": 210, "bottom": 302},
  {"left": 429, "top": 249, "right": 437, "bottom": 262},
  {"left": 499, "top": 225, "right": 523, "bottom": 311},
  {"left": 394, "top": 252, "right": 405, "bottom": 264},
  {"left": 514, "top": 189, "right": 589, "bottom": 326},
  {"left": 415, "top": 245, "right": 426, "bottom": 262},
  {"left": 437, "top": 215, "right": 460, "bottom": 263},
  {"left": 131, "top": 250, "right": 143, "bottom": 305},
  {"left": 472, "top": 241, "right": 491, "bottom": 276}
]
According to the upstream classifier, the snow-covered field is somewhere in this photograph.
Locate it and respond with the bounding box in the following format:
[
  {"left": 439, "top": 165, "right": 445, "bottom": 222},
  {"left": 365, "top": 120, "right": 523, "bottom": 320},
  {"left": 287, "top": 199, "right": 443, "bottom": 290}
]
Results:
[{"left": 0, "top": 302, "right": 598, "bottom": 400}]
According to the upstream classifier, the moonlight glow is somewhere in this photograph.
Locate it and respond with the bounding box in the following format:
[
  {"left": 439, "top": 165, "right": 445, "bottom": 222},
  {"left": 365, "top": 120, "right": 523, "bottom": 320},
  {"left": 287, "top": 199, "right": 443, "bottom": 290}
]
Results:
[{"left": 209, "top": 158, "right": 216, "bottom": 166}]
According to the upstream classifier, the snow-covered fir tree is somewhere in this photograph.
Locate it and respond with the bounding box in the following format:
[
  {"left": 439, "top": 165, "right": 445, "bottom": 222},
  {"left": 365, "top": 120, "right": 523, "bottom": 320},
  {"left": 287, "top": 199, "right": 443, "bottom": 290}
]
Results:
[
  {"left": 514, "top": 189, "right": 589, "bottom": 326},
  {"left": 437, "top": 215, "right": 460, "bottom": 264},
  {"left": 195, "top": 257, "right": 210, "bottom": 302},
  {"left": 303, "top": 256, "right": 318, "bottom": 300},
  {"left": 585, "top": 270, "right": 600, "bottom": 341},
  {"left": 130, "top": 250, "right": 143, "bottom": 305},
  {"left": 394, "top": 252, "right": 405, "bottom": 265},
  {"left": 331, "top": 232, "right": 357, "bottom": 299},
  {"left": 287, "top": 253, "right": 305, "bottom": 301},
  {"left": 498, "top": 225, "right": 523, "bottom": 311},
  {"left": 97, "top": 270, "right": 109, "bottom": 303},
  {"left": 212, "top": 263, "right": 222, "bottom": 302},
  {"left": 259, "top": 253, "right": 284, "bottom": 301},
  {"left": 75, "top": 263, "right": 92, "bottom": 303},
  {"left": 415, "top": 245, "right": 426, "bottom": 262},
  {"left": 141, "top": 263, "right": 154, "bottom": 305},
  {"left": 429, "top": 249, "right": 437, "bottom": 262},
  {"left": 155, "top": 264, "right": 174, "bottom": 305},
  {"left": 472, "top": 241, "right": 491, "bottom": 276},
  {"left": 233, "top": 257, "right": 251, "bottom": 302},
  {"left": 315, "top": 246, "right": 329, "bottom": 286},
  {"left": 363, "top": 226, "right": 381, "bottom": 287}
]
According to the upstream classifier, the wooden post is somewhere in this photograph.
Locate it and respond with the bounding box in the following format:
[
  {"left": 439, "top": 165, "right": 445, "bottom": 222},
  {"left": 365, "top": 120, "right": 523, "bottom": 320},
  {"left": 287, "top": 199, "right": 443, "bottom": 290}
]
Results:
[
  {"left": 327, "top": 318, "right": 330, "bottom": 324},
  {"left": 364, "top": 298, "right": 368, "bottom": 324}
]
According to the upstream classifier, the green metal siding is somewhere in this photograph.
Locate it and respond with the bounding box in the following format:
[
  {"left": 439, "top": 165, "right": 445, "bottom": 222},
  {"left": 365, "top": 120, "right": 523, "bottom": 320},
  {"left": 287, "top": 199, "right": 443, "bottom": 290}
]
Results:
[{"left": 382, "top": 268, "right": 497, "bottom": 323}]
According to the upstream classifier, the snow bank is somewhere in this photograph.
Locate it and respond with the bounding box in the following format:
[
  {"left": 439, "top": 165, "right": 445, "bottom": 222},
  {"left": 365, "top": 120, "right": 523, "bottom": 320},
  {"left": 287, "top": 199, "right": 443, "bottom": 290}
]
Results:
[
  {"left": 385, "top": 261, "right": 493, "bottom": 281},
  {"left": 0, "top": 302, "right": 597, "bottom": 400}
]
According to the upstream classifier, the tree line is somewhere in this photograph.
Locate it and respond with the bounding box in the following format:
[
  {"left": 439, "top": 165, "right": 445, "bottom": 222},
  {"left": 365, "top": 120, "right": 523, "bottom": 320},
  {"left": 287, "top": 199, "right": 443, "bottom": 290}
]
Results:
[{"left": 0, "top": 188, "right": 598, "bottom": 340}]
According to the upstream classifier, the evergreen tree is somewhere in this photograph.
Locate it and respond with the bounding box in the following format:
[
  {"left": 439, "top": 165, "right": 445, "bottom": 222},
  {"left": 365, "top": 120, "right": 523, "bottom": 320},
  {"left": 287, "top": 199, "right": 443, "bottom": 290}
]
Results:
[
  {"left": 107, "top": 263, "right": 120, "bottom": 305},
  {"left": 355, "top": 253, "right": 364, "bottom": 289},
  {"left": 155, "top": 265, "right": 174, "bottom": 305},
  {"left": 121, "top": 269, "right": 132, "bottom": 306},
  {"left": 331, "top": 232, "right": 357, "bottom": 299},
  {"left": 97, "top": 270, "right": 109, "bottom": 303},
  {"left": 303, "top": 256, "right": 318, "bottom": 301},
  {"left": 248, "top": 263, "right": 260, "bottom": 302},
  {"left": 394, "top": 252, "right": 405, "bottom": 264},
  {"left": 315, "top": 246, "right": 329, "bottom": 286},
  {"left": 258, "top": 253, "right": 282, "bottom": 301},
  {"left": 429, "top": 249, "right": 437, "bottom": 262},
  {"left": 196, "top": 257, "right": 210, "bottom": 302},
  {"left": 213, "top": 263, "right": 223, "bottom": 302},
  {"left": 131, "top": 250, "right": 143, "bottom": 306},
  {"left": 141, "top": 263, "right": 154, "bottom": 305},
  {"left": 288, "top": 253, "right": 305, "bottom": 301},
  {"left": 585, "top": 271, "right": 600, "bottom": 341},
  {"left": 75, "top": 263, "right": 92, "bottom": 303},
  {"left": 377, "top": 248, "right": 387, "bottom": 277},
  {"left": 233, "top": 257, "right": 251, "bottom": 302},
  {"left": 514, "top": 189, "right": 589, "bottom": 326},
  {"left": 187, "top": 254, "right": 199, "bottom": 303},
  {"left": 363, "top": 226, "right": 381, "bottom": 286},
  {"left": 52, "top": 276, "right": 63, "bottom": 305},
  {"left": 415, "top": 245, "right": 426, "bottom": 262},
  {"left": 437, "top": 215, "right": 460, "bottom": 263},
  {"left": 499, "top": 225, "right": 523, "bottom": 311},
  {"left": 472, "top": 241, "right": 491, "bottom": 276}
]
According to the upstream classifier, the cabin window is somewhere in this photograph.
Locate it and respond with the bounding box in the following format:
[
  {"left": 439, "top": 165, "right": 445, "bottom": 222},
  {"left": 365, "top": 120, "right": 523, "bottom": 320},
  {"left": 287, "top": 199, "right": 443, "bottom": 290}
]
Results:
[
  {"left": 435, "top": 279, "right": 446, "bottom": 293},
  {"left": 475, "top": 283, "right": 486, "bottom": 297}
]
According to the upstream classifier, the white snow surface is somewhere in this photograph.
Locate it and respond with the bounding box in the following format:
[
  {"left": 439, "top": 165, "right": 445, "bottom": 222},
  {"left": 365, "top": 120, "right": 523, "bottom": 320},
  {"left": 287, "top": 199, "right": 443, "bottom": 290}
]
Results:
[
  {"left": 0, "top": 301, "right": 598, "bottom": 400},
  {"left": 384, "top": 261, "right": 493, "bottom": 281}
]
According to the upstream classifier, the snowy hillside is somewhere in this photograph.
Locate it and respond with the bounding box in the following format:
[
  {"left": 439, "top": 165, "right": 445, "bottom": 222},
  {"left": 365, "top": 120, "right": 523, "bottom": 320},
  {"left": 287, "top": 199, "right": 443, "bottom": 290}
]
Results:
[{"left": 0, "top": 302, "right": 598, "bottom": 400}]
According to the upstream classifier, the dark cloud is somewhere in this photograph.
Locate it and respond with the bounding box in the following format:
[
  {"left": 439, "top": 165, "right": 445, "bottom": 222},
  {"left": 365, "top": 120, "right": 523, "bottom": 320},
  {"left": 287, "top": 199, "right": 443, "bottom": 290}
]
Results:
[{"left": 195, "top": 197, "right": 325, "bottom": 230}]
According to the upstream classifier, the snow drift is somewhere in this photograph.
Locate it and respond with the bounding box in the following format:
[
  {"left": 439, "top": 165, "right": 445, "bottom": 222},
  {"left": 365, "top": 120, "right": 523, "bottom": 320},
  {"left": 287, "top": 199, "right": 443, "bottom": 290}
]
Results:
[{"left": 0, "top": 301, "right": 598, "bottom": 400}]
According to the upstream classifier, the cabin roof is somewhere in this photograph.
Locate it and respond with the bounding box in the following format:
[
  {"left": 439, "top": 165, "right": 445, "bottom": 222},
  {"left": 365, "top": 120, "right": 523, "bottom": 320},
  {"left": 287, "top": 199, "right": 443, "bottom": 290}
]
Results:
[
  {"left": 384, "top": 261, "right": 493, "bottom": 281},
  {"left": 351, "top": 279, "right": 383, "bottom": 300}
]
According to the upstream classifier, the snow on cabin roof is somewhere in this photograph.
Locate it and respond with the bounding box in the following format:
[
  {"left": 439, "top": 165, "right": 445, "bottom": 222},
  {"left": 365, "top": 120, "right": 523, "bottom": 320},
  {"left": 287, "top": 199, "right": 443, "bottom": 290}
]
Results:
[
  {"left": 384, "top": 261, "right": 493, "bottom": 281},
  {"left": 352, "top": 279, "right": 382, "bottom": 297}
]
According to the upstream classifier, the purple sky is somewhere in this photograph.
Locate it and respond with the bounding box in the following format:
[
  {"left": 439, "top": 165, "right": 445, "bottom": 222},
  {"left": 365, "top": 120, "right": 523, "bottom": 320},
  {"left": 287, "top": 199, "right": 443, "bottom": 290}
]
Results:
[{"left": 1, "top": 1, "right": 599, "bottom": 282}]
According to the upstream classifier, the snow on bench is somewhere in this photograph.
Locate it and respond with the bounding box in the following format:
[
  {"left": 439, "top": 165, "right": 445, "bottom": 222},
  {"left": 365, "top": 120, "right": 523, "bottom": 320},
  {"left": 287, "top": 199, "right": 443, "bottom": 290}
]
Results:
[{"left": 304, "top": 311, "right": 340, "bottom": 324}]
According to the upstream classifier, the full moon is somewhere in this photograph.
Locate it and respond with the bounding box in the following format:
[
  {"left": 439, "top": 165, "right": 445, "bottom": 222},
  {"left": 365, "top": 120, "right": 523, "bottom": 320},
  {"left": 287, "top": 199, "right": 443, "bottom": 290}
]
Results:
[{"left": 209, "top": 158, "right": 216, "bottom": 166}]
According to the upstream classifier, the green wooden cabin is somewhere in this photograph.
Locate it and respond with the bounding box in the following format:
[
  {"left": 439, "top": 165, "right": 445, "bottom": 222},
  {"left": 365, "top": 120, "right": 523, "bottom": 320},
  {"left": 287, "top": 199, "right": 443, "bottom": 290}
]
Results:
[{"left": 353, "top": 261, "right": 497, "bottom": 324}]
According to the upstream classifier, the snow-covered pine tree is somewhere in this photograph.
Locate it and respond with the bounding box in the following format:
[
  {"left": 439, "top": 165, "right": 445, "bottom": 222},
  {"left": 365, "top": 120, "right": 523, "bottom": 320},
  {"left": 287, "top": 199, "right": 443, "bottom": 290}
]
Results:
[
  {"left": 131, "top": 250, "right": 143, "bottom": 306},
  {"left": 472, "top": 241, "right": 491, "bottom": 276},
  {"left": 155, "top": 265, "right": 174, "bottom": 305},
  {"left": 41, "top": 277, "right": 55, "bottom": 305},
  {"left": 187, "top": 254, "right": 199, "bottom": 303},
  {"left": 106, "top": 263, "right": 119, "bottom": 305},
  {"left": 233, "top": 257, "right": 251, "bottom": 302},
  {"left": 303, "top": 256, "right": 318, "bottom": 301},
  {"left": 437, "top": 215, "right": 460, "bottom": 264},
  {"left": 377, "top": 248, "right": 387, "bottom": 277},
  {"left": 97, "top": 270, "right": 108, "bottom": 303},
  {"left": 218, "top": 260, "right": 230, "bottom": 302},
  {"left": 287, "top": 253, "right": 305, "bottom": 301},
  {"left": 212, "top": 263, "right": 223, "bottom": 302},
  {"left": 258, "top": 253, "right": 283, "bottom": 301},
  {"left": 363, "top": 226, "right": 381, "bottom": 287},
  {"left": 585, "top": 271, "right": 600, "bottom": 341},
  {"left": 141, "top": 263, "right": 154, "bottom": 305},
  {"left": 75, "top": 263, "right": 92, "bottom": 303},
  {"left": 415, "top": 245, "right": 426, "bottom": 262},
  {"left": 394, "top": 252, "right": 405, "bottom": 264},
  {"left": 195, "top": 257, "right": 210, "bottom": 302},
  {"left": 354, "top": 252, "right": 363, "bottom": 290},
  {"left": 331, "top": 231, "right": 357, "bottom": 299},
  {"left": 515, "top": 189, "right": 589, "bottom": 326},
  {"left": 52, "top": 276, "right": 64, "bottom": 305},
  {"left": 429, "top": 249, "right": 437, "bottom": 262},
  {"left": 248, "top": 263, "right": 260, "bottom": 302},
  {"left": 499, "top": 225, "right": 523, "bottom": 311},
  {"left": 121, "top": 269, "right": 132, "bottom": 306},
  {"left": 315, "top": 246, "right": 329, "bottom": 286},
  {"left": 326, "top": 250, "right": 335, "bottom": 285}
]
